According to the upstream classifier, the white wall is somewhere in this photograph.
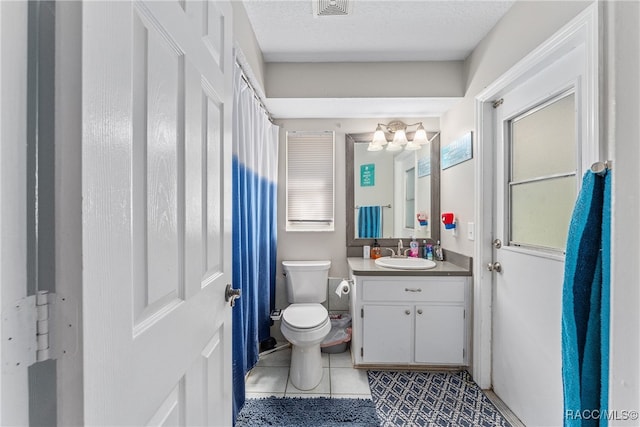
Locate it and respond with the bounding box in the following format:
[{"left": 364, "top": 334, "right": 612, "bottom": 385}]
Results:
[
  {"left": 266, "top": 61, "right": 464, "bottom": 99},
  {"left": 232, "top": 2, "right": 266, "bottom": 93},
  {"left": 439, "top": 0, "right": 593, "bottom": 256},
  {"left": 604, "top": 1, "right": 640, "bottom": 423}
]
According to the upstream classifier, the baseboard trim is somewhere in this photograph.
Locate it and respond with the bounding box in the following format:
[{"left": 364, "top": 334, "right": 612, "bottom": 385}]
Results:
[{"left": 484, "top": 389, "right": 525, "bottom": 427}]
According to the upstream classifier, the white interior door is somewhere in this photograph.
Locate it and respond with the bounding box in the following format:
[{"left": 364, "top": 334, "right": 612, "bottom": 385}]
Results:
[
  {"left": 0, "top": 2, "right": 30, "bottom": 425},
  {"left": 82, "top": 2, "right": 233, "bottom": 425},
  {"left": 491, "top": 45, "right": 590, "bottom": 426}
]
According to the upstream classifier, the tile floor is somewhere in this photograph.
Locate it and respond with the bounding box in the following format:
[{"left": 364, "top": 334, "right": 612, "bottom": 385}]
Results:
[{"left": 245, "top": 345, "right": 372, "bottom": 399}]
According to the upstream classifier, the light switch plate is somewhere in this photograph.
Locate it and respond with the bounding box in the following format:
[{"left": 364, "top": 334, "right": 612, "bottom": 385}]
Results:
[{"left": 468, "top": 222, "right": 475, "bottom": 241}]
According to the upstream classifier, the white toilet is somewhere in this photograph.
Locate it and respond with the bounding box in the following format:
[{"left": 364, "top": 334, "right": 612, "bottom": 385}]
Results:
[{"left": 281, "top": 260, "right": 332, "bottom": 390}]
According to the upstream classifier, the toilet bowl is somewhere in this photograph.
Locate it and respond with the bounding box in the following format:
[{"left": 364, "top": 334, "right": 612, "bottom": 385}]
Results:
[
  {"left": 281, "top": 303, "right": 331, "bottom": 390},
  {"left": 280, "top": 260, "right": 331, "bottom": 390}
]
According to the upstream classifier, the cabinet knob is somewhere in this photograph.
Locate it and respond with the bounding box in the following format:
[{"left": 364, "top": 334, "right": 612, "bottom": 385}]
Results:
[
  {"left": 405, "top": 309, "right": 411, "bottom": 315},
  {"left": 417, "top": 309, "right": 423, "bottom": 315}
]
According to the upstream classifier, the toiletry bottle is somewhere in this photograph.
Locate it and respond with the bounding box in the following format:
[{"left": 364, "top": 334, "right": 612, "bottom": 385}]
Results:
[
  {"left": 422, "top": 240, "right": 428, "bottom": 259},
  {"left": 435, "top": 240, "right": 444, "bottom": 261},
  {"left": 409, "top": 237, "right": 419, "bottom": 257},
  {"left": 426, "top": 244, "right": 434, "bottom": 261},
  {"left": 371, "top": 239, "right": 381, "bottom": 259}
]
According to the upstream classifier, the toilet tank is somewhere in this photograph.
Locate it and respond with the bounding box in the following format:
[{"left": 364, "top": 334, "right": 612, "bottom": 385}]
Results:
[{"left": 282, "top": 260, "right": 331, "bottom": 303}]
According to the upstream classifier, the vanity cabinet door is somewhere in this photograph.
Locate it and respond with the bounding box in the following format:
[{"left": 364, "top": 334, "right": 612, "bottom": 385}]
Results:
[
  {"left": 414, "top": 305, "right": 465, "bottom": 364},
  {"left": 362, "top": 305, "right": 412, "bottom": 363}
]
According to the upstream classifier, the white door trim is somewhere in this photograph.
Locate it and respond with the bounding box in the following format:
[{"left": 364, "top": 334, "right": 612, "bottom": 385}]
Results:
[
  {"left": 472, "top": 3, "right": 599, "bottom": 389},
  {"left": 0, "top": 2, "right": 30, "bottom": 424}
]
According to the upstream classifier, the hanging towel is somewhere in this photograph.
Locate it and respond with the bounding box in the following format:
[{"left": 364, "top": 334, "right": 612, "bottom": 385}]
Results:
[
  {"left": 561, "top": 170, "right": 611, "bottom": 427},
  {"left": 358, "top": 206, "right": 382, "bottom": 238}
]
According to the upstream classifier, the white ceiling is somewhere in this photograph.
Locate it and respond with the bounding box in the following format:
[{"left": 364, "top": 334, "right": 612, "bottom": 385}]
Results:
[
  {"left": 242, "top": 0, "right": 514, "bottom": 62},
  {"left": 241, "top": 0, "right": 515, "bottom": 117}
]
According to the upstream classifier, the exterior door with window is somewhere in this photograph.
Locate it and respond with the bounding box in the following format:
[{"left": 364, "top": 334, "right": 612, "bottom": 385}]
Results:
[
  {"left": 491, "top": 44, "right": 591, "bottom": 426},
  {"left": 81, "top": 2, "right": 233, "bottom": 424}
]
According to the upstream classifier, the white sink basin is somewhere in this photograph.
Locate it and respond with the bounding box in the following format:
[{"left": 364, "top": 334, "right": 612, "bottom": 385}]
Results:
[{"left": 374, "top": 256, "right": 437, "bottom": 270}]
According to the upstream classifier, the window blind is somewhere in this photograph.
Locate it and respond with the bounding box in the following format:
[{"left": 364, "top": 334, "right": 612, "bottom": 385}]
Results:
[{"left": 286, "top": 131, "right": 335, "bottom": 231}]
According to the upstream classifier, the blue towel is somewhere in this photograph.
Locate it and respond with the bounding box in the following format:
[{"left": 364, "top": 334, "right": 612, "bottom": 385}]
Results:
[
  {"left": 562, "top": 170, "right": 610, "bottom": 427},
  {"left": 358, "top": 206, "right": 382, "bottom": 238},
  {"left": 600, "top": 172, "right": 611, "bottom": 424}
]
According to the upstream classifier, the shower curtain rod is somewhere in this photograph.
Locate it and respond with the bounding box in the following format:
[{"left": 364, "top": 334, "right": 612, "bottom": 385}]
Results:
[
  {"left": 590, "top": 160, "right": 612, "bottom": 176},
  {"left": 235, "top": 59, "right": 275, "bottom": 124}
]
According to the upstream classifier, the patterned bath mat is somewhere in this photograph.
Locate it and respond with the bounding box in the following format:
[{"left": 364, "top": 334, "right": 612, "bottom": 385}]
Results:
[
  {"left": 235, "top": 397, "right": 381, "bottom": 426},
  {"left": 368, "top": 370, "right": 511, "bottom": 427}
]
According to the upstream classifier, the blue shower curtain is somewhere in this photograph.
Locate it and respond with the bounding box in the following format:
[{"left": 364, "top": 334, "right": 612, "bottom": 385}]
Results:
[
  {"left": 561, "top": 169, "right": 611, "bottom": 427},
  {"left": 231, "top": 62, "right": 279, "bottom": 421}
]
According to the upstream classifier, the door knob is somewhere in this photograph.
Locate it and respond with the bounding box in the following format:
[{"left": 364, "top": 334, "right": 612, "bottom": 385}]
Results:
[
  {"left": 487, "top": 262, "right": 502, "bottom": 273},
  {"left": 225, "top": 284, "right": 241, "bottom": 307}
]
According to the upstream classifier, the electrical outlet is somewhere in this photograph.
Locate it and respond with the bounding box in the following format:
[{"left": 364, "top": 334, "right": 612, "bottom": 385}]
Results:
[{"left": 468, "top": 222, "right": 475, "bottom": 241}]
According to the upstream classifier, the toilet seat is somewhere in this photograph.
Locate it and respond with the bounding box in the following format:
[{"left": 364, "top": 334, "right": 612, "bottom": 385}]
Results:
[{"left": 282, "top": 303, "right": 328, "bottom": 331}]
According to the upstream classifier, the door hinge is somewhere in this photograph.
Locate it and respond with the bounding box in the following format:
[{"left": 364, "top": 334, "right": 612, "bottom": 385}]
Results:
[
  {"left": 360, "top": 308, "right": 364, "bottom": 318},
  {"left": 36, "top": 291, "right": 50, "bottom": 362},
  {"left": 2, "top": 291, "right": 78, "bottom": 372},
  {"left": 463, "top": 309, "right": 466, "bottom": 319},
  {"left": 492, "top": 98, "right": 504, "bottom": 108},
  {"left": 361, "top": 347, "right": 363, "bottom": 358}
]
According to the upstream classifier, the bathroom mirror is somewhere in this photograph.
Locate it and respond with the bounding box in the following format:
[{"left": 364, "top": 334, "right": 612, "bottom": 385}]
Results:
[{"left": 346, "top": 132, "right": 440, "bottom": 248}]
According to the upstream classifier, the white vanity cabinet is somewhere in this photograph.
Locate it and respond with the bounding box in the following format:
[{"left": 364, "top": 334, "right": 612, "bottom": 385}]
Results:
[{"left": 351, "top": 275, "right": 470, "bottom": 367}]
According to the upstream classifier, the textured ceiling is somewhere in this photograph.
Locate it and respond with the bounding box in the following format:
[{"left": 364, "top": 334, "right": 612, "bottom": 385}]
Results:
[{"left": 242, "top": 0, "right": 515, "bottom": 62}]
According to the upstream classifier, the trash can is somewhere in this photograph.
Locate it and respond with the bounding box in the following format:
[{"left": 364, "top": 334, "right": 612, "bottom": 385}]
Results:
[{"left": 321, "top": 313, "right": 352, "bottom": 353}]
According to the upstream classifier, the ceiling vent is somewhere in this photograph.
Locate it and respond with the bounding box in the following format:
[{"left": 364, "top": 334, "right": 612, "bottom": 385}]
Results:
[{"left": 314, "top": 0, "right": 352, "bottom": 16}]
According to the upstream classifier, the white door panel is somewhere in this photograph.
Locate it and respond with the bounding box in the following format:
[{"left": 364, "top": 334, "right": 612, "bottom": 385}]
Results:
[
  {"left": 492, "top": 249, "right": 565, "bottom": 424},
  {"left": 82, "top": 2, "right": 232, "bottom": 425}
]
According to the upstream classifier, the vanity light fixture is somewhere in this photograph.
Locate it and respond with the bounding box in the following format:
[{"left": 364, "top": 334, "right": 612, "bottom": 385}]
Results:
[{"left": 368, "top": 121, "right": 437, "bottom": 152}]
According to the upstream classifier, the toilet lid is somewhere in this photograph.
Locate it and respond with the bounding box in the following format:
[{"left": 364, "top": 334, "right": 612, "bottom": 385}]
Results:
[{"left": 282, "top": 304, "right": 328, "bottom": 329}]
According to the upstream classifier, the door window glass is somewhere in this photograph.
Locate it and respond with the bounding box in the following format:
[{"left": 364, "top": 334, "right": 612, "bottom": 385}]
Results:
[{"left": 509, "top": 92, "right": 577, "bottom": 251}]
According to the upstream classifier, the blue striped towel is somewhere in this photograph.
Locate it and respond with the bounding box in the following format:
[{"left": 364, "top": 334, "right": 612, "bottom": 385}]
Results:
[{"left": 358, "top": 206, "right": 382, "bottom": 238}]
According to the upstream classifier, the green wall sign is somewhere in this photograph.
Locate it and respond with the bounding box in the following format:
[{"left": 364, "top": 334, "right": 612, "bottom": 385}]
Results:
[{"left": 360, "top": 163, "right": 375, "bottom": 187}]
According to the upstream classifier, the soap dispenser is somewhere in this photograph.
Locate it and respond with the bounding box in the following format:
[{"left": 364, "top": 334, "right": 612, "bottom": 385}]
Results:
[
  {"left": 434, "top": 240, "right": 444, "bottom": 261},
  {"left": 371, "top": 239, "right": 382, "bottom": 259},
  {"left": 409, "top": 236, "right": 419, "bottom": 257}
]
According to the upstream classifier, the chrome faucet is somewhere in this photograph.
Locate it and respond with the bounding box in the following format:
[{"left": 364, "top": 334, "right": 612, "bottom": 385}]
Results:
[{"left": 397, "top": 239, "right": 404, "bottom": 256}]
